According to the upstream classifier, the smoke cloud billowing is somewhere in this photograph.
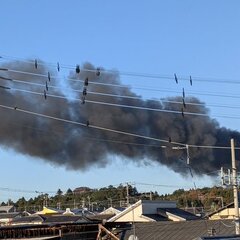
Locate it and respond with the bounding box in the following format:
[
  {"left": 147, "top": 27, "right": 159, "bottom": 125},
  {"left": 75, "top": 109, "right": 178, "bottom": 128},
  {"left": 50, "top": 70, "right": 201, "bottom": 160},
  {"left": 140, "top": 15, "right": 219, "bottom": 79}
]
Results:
[{"left": 0, "top": 60, "right": 239, "bottom": 176}]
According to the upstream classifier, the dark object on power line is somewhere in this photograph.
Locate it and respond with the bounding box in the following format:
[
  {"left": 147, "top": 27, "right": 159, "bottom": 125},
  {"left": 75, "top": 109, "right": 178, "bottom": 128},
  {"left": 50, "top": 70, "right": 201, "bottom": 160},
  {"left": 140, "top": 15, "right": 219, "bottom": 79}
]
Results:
[
  {"left": 86, "top": 120, "right": 90, "bottom": 127},
  {"left": 48, "top": 72, "right": 51, "bottom": 82},
  {"left": 46, "top": 81, "right": 48, "bottom": 91},
  {"left": 76, "top": 65, "right": 80, "bottom": 74},
  {"left": 174, "top": 73, "right": 178, "bottom": 84},
  {"left": 83, "top": 87, "right": 87, "bottom": 96},
  {"left": 84, "top": 77, "right": 88, "bottom": 86},
  {"left": 34, "top": 59, "right": 38, "bottom": 69},
  {"left": 81, "top": 97, "right": 85, "bottom": 104},
  {"left": 44, "top": 90, "right": 47, "bottom": 99},
  {"left": 0, "top": 85, "right": 10, "bottom": 89},
  {"left": 182, "top": 88, "right": 185, "bottom": 98},
  {"left": 96, "top": 68, "right": 101, "bottom": 76},
  {"left": 168, "top": 137, "right": 172, "bottom": 143},
  {"left": 0, "top": 68, "right": 8, "bottom": 71},
  {"left": 190, "top": 76, "right": 192, "bottom": 86},
  {"left": 0, "top": 76, "right": 12, "bottom": 81},
  {"left": 57, "top": 62, "right": 60, "bottom": 72},
  {"left": 14, "top": 106, "right": 17, "bottom": 110},
  {"left": 181, "top": 107, "right": 184, "bottom": 118},
  {"left": 182, "top": 98, "right": 186, "bottom": 109}
]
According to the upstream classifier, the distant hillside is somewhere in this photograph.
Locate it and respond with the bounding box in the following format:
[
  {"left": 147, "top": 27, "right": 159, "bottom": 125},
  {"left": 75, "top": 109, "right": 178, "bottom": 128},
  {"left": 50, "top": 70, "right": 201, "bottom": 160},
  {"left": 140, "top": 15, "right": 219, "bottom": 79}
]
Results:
[{"left": 1, "top": 185, "right": 234, "bottom": 212}]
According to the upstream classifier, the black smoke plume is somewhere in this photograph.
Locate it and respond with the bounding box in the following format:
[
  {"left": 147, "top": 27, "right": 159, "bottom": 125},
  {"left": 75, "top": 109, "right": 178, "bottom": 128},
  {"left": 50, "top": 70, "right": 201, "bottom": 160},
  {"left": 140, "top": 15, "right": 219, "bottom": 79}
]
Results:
[{"left": 0, "top": 60, "right": 239, "bottom": 176}]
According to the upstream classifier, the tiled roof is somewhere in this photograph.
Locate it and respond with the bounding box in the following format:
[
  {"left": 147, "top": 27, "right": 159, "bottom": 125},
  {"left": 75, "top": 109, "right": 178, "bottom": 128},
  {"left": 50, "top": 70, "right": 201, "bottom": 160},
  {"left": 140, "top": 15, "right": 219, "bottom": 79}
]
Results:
[
  {"left": 123, "top": 220, "right": 236, "bottom": 240},
  {"left": 157, "top": 208, "right": 201, "bottom": 220},
  {"left": 11, "top": 215, "right": 44, "bottom": 224},
  {"left": 87, "top": 214, "right": 115, "bottom": 221},
  {"left": 0, "top": 212, "right": 20, "bottom": 219},
  {"left": 43, "top": 215, "right": 88, "bottom": 224}
]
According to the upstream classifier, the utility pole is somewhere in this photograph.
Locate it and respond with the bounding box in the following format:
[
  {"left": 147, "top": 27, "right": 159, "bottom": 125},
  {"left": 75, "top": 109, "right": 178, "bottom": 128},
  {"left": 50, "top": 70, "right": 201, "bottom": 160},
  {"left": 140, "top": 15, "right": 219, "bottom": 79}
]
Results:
[
  {"left": 108, "top": 198, "right": 113, "bottom": 208},
  {"left": 126, "top": 183, "right": 130, "bottom": 206},
  {"left": 231, "top": 138, "right": 240, "bottom": 235}
]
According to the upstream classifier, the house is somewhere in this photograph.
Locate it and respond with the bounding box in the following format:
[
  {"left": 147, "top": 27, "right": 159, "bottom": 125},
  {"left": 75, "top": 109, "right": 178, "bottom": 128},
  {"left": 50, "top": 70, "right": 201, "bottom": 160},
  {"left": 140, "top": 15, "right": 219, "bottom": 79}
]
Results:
[
  {"left": 0, "top": 205, "right": 15, "bottom": 213},
  {"left": 107, "top": 200, "right": 200, "bottom": 222},
  {"left": 10, "top": 215, "right": 44, "bottom": 225},
  {"left": 0, "top": 212, "right": 21, "bottom": 225},
  {"left": 43, "top": 214, "right": 89, "bottom": 224},
  {"left": 207, "top": 203, "right": 239, "bottom": 220},
  {"left": 100, "top": 207, "right": 125, "bottom": 215},
  {"left": 122, "top": 219, "right": 237, "bottom": 240}
]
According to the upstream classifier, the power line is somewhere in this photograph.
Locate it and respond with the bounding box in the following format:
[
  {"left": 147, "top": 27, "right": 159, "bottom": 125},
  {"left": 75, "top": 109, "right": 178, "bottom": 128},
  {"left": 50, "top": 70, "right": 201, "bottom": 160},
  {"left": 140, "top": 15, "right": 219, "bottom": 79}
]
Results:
[
  {"left": 4, "top": 75, "right": 240, "bottom": 114},
  {"left": 8, "top": 87, "right": 240, "bottom": 120},
  {"left": 7, "top": 76, "right": 240, "bottom": 111},
  {"left": 4, "top": 68, "right": 240, "bottom": 101},
  {"left": 0, "top": 102, "right": 238, "bottom": 150},
  {"left": 2, "top": 54, "right": 240, "bottom": 85}
]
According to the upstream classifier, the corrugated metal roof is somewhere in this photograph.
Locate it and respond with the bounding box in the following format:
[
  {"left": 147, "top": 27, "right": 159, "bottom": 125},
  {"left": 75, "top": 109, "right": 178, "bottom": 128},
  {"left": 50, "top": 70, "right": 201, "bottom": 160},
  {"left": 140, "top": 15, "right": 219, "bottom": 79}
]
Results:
[{"left": 123, "top": 220, "right": 236, "bottom": 240}]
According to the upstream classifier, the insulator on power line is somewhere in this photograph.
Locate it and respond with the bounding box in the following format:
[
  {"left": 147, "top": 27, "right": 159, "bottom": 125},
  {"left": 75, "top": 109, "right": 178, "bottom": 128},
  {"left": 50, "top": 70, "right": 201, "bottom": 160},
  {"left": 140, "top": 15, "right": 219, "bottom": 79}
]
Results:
[
  {"left": 44, "top": 90, "right": 47, "bottom": 99},
  {"left": 168, "top": 137, "right": 172, "bottom": 143},
  {"left": 174, "top": 73, "right": 178, "bottom": 84},
  {"left": 190, "top": 76, "right": 193, "bottom": 86},
  {"left": 86, "top": 120, "right": 90, "bottom": 127},
  {"left": 48, "top": 72, "right": 51, "bottom": 82},
  {"left": 76, "top": 65, "right": 80, "bottom": 74},
  {"left": 96, "top": 68, "right": 101, "bottom": 76},
  {"left": 84, "top": 77, "right": 89, "bottom": 86},
  {"left": 46, "top": 81, "right": 48, "bottom": 91},
  {"left": 0, "top": 85, "right": 10, "bottom": 89},
  {"left": 14, "top": 106, "right": 17, "bottom": 110},
  {"left": 83, "top": 87, "right": 87, "bottom": 96},
  {"left": 34, "top": 59, "right": 38, "bottom": 69},
  {"left": 57, "top": 62, "right": 60, "bottom": 72},
  {"left": 0, "top": 76, "right": 12, "bottom": 81},
  {"left": 182, "top": 88, "right": 185, "bottom": 98},
  {"left": 81, "top": 96, "right": 86, "bottom": 104}
]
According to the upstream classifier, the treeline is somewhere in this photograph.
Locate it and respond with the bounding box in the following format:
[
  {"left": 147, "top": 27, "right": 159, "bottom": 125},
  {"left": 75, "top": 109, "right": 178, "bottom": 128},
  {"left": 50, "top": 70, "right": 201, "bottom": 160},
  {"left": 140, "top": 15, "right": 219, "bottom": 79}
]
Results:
[{"left": 1, "top": 185, "right": 234, "bottom": 212}]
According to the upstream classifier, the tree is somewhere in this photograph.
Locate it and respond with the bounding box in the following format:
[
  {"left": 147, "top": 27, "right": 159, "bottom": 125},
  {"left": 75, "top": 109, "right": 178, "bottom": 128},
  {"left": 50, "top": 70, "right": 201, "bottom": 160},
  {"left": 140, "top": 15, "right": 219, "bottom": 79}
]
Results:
[
  {"left": 66, "top": 188, "right": 73, "bottom": 195},
  {"left": 57, "top": 189, "right": 63, "bottom": 196}
]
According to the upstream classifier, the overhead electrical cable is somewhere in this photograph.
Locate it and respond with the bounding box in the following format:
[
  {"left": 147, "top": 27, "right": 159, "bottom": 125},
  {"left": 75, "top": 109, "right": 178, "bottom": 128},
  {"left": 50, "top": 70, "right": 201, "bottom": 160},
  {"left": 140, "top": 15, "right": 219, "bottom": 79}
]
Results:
[
  {"left": 8, "top": 87, "right": 240, "bottom": 120},
  {"left": 0, "top": 102, "right": 239, "bottom": 150},
  {"left": 3, "top": 75, "right": 240, "bottom": 110},
  {"left": 2, "top": 54, "right": 240, "bottom": 85}
]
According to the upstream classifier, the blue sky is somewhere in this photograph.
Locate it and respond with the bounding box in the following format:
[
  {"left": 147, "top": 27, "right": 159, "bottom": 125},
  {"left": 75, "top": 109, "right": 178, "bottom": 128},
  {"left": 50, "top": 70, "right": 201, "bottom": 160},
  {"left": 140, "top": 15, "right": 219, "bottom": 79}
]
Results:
[{"left": 0, "top": 0, "right": 240, "bottom": 202}]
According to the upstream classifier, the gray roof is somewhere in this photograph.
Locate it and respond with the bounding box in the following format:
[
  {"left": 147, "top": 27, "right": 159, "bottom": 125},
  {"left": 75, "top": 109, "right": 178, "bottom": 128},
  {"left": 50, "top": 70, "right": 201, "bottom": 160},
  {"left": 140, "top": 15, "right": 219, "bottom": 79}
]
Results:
[
  {"left": 196, "top": 236, "right": 240, "bottom": 240},
  {"left": 122, "top": 220, "right": 236, "bottom": 240},
  {"left": 11, "top": 215, "right": 44, "bottom": 224},
  {"left": 142, "top": 214, "right": 168, "bottom": 221},
  {"left": 43, "top": 215, "right": 89, "bottom": 224},
  {"left": 0, "top": 212, "right": 20, "bottom": 219},
  {"left": 157, "top": 208, "right": 200, "bottom": 220},
  {"left": 0, "top": 205, "right": 14, "bottom": 213}
]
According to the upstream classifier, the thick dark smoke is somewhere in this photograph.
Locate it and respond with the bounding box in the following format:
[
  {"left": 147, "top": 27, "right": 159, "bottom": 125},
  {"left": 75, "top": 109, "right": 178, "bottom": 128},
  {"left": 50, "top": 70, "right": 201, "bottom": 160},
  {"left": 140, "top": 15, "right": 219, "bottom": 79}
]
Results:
[{"left": 0, "top": 60, "right": 239, "bottom": 176}]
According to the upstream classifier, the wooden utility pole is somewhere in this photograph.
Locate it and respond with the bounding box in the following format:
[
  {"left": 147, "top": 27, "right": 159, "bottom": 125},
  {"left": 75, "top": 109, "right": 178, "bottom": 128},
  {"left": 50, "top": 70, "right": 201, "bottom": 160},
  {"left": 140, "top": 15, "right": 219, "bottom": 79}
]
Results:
[{"left": 231, "top": 138, "right": 240, "bottom": 235}]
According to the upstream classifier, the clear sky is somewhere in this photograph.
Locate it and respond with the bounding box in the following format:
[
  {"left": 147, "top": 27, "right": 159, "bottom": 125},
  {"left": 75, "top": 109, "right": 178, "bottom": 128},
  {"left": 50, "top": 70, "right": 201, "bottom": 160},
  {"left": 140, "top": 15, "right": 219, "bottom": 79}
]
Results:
[{"left": 0, "top": 0, "right": 240, "bottom": 202}]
